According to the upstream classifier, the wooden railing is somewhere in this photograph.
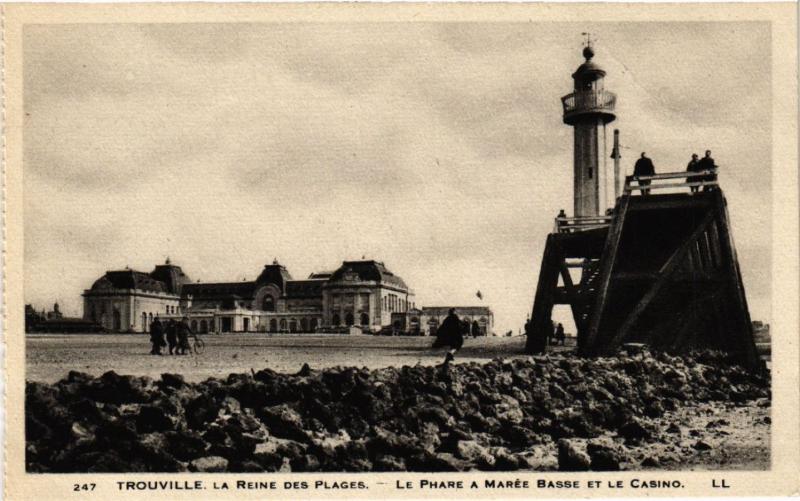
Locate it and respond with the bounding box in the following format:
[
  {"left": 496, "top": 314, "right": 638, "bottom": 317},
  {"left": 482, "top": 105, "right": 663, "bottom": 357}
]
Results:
[
  {"left": 555, "top": 215, "right": 613, "bottom": 234},
  {"left": 624, "top": 169, "right": 718, "bottom": 194}
]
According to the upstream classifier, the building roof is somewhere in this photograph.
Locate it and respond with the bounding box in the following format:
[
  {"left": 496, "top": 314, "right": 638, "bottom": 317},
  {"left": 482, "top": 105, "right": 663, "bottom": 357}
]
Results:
[
  {"left": 308, "top": 271, "right": 333, "bottom": 279},
  {"left": 182, "top": 281, "right": 258, "bottom": 300},
  {"left": 150, "top": 263, "right": 191, "bottom": 294},
  {"left": 422, "top": 306, "right": 493, "bottom": 317},
  {"left": 285, "top": 279, "right": 326, "bottom": 299},
  {"left": 91, "top": 270, "right": 168, "bottom": 294},
  {"left": 328, "top": 260, "right": 408, "bottom": 290},
  {"left": 255, "top": 261, "right": 293, "bottom": 289}
]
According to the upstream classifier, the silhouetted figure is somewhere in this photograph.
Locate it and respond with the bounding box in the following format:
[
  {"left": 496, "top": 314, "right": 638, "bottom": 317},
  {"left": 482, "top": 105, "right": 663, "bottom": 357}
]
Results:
[
  {"left": 165, "top": 319, "right": 177, "bottom": 355},
  {"left": 555, "top": 323, "right": 566, "bottom": 346},
  {"left": 149, "top": 317, "right": 165, "bottom": 355},
  {"left": 176, "top": 317, "right": 193, "bottom": 355},
  {"left": 686, "top": 153, "right": 701, "bottom": 193},
  {"left": 471, "top": 320, "right": 481, "bottom": 337},
  {"left": 634, "top": 152, "right": 656, "bottom": 195},
  {"left": 432, "top": 308, "right": 464, "bottom": 364},
  {"left": 697, "top": 150, "right": 717, "bottom": 191}
]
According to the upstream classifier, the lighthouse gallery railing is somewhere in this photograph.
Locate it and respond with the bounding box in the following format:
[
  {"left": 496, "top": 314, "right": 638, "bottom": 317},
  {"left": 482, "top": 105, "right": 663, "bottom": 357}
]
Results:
[{"left": 561, "top": 90, "right": 616, "bottom": 115}]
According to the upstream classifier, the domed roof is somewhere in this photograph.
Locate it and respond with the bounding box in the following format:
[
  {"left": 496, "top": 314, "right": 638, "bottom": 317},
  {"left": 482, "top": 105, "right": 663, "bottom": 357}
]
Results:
[
  {"left": 572, "top": 45, "right": 606, "bottom": 80},
  {"left": 328, "top": 260, "right": 408, "bottom": 290}
]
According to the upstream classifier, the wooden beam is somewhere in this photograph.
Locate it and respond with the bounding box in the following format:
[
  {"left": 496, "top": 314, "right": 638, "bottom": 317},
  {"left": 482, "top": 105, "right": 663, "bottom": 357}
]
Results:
[
  {"left": 526, "top": 234, "right": 562, "bottom": 354},
  {"left": 582, "top": 196, "right": 630, "bottom": 356},
  {"left": 559, "top": 262, "right": 585, "bottom": 332},
  {"left": 602, "top": 210, "right": 717, "bottom": 353},
  {"left": 712, "top": 190, "right": 760, "bottom": 369}
]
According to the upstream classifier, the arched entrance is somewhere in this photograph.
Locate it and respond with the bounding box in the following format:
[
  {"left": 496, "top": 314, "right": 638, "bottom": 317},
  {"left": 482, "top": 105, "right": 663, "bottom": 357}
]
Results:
[
  {"left": 113, "top": 310, "right": 122, "bottom": 331},
  {"left": 269, "top": 319, "right": 278, "bottom": 333},
  {"left": 332, "top": 314, "right": 340, "bottom": 326},
  {"left": 310, "top": 318, "right": 318, "bottom": 332},
  {"left": 279, "top": 319, "right": 287, "bottom": 332},
  {"left": 289, "top": 319, "right": 298, "bottom": 333},
  {"left": 200, "top": 320, "right": 208, "bottom": 333},
  {"left": 191, "top": 320, "right": 198, "bottom": 331},
  {"left": 360, "top": 313, "right": 369, "bottom": 326},
  {"left": 300, "top": 318, "right": 308, "bottom": 332},
  {"left": 345, "top": 313, "right": 354, "bottom": 326}
]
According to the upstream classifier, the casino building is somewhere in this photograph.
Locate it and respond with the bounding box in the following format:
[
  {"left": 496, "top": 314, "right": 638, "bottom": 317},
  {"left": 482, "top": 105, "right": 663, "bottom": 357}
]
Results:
[{"left": 83, "top": 258, "right": 415, "bottom": 334}]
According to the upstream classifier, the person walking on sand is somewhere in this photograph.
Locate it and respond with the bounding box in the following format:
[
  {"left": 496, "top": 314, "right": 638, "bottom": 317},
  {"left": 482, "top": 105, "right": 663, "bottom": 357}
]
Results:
[
  {"left": 432, "top": 308, "right": 464, "bottom": 365},
  {"left": 555, "top": 322, "right": 566, "bottom": 346},
  {"left": 176, "top": 317, "right": 193, "bottom": 355},
  {"left": 633, "top": 152, "right": 656, "bottom": 195},
  {"left": 149, "top": 317, "right": 165, "bottom": 355},
  {"left": 165, "top": 319, "right": 178, "bottom": 355}
]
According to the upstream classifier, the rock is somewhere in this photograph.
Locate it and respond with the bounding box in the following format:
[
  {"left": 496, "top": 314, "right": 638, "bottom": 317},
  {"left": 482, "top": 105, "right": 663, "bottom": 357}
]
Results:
[
  {"left": 587, "top": 439, "right": 621, "bottom": 471},
  {"left": 259, "top": 404, "right": 307, "bottom": 441},
  {"left": 693, "top": 440, "right": 713, "bottom": 451},
  {"left": 136, "top": 405, "right": 174, "bottom": 433},
  {"left": 641, "top": 456, "right": 660, "bottom": 467},
  {"left": 455, "top": 440, "right": 495, "bottom": 468},
  {"left": 190, "top": 456, "right": 228, "bottom": 472},
  {"left": 557, "top": 439, "right": 590, "bottom": 471},
  {"left": 494, "top": 395, "right": 524, "bottom": 425},
  {"left": 160, "top": 373, "right": 185, "bottom": 388},
  {"left": 618, "top": 418, "right": 652, "bottom": 442},
  {"left": 373, "top": 454, "right": 406, "bottom": 471}
]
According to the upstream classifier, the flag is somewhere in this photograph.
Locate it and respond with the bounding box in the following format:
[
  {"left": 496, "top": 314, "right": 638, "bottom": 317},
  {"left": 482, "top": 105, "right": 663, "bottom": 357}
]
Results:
[{"left": 476, "top": 290, "right": 483, "bottom": 300}]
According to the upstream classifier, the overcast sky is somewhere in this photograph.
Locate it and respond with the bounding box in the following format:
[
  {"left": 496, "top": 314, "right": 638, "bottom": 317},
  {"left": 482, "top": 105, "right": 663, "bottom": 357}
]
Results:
[{"left": 24, "top": 22, "right": 771, "bottom": 333}]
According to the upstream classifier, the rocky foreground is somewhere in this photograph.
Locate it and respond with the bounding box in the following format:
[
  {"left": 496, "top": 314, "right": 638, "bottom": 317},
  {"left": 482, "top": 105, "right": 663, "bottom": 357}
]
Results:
[{"left": 26, "top": 350, "right": 770, "bottom": 472}]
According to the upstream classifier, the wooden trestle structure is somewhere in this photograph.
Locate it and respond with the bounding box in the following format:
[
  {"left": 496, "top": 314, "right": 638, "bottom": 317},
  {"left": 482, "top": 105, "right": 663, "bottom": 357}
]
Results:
[{"left": 526, "top": 170, "right": 761, "bottom": 369}]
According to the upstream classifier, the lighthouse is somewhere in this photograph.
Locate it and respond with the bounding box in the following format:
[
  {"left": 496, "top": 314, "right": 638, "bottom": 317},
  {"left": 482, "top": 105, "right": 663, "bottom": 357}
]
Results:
[{"left": 561, "top": 41, "right": 616, "bottom": 217}]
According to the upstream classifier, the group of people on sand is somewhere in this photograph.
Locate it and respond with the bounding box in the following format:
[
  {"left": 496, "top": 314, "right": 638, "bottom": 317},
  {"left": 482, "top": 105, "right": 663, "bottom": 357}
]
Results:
[
  {"left": 633, "top": 150, "right": 717, "bottom": 195},
  {"left": 148, "top": 317, "right": 195, "bottom": 356}
]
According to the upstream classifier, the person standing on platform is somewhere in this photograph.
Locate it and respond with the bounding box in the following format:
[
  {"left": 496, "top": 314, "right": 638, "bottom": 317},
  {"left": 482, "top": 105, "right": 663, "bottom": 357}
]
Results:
[
  {"left": 633, "top": 152, "right": 656, "bottom": 195},
  {"left": 697, "top": 150, "right": 717, "bottom": 191},
  {"left": 686, "top": 153, "right": 701, "bottom": 193},
  {"left": 432, "top": 308, "right": 464, "bottom": 365}
]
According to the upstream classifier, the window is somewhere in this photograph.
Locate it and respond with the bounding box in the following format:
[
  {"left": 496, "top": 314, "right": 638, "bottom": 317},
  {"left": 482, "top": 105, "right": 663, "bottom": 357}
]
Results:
[
  {"left": 166, "top": 305, "right": 169, "bottom": 314},
  {"left": 263, "top": 296, "right": 275, "bottom": 312}
]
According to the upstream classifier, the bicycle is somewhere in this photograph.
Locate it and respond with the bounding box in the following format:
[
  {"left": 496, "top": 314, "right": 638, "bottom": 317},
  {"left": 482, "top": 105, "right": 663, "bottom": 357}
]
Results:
[{"left": 191, "top": 333, "right": 205, "bottom": 355}]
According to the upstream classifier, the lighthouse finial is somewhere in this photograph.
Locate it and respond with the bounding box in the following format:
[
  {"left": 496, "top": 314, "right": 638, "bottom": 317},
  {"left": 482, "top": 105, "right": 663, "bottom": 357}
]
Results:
[{"left": 581, "top": 32, "right": 595, "bottom": 60}]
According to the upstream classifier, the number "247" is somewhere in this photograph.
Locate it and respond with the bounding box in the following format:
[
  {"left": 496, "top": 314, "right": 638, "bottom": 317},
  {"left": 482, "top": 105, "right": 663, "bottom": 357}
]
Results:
[{"left": 73, "top": 483, "right": 96, "bottom": 492}]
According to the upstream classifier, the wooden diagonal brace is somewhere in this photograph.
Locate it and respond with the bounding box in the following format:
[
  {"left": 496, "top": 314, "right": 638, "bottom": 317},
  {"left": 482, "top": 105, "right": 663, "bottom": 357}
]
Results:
[{"left": 602, "top": 210, "right": 717, "bottom": 353}]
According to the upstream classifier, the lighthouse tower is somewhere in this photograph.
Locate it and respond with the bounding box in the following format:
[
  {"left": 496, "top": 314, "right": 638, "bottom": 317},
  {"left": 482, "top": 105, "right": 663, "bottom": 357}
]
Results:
[{"left": 561, "top": 41, "right": 616, "bottom": 217}]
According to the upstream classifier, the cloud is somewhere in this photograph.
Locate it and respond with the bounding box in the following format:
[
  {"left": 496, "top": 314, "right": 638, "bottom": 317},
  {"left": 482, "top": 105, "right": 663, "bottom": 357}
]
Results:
[{"left": 23, "top": 22, "right": 772, "bottom": 333}]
